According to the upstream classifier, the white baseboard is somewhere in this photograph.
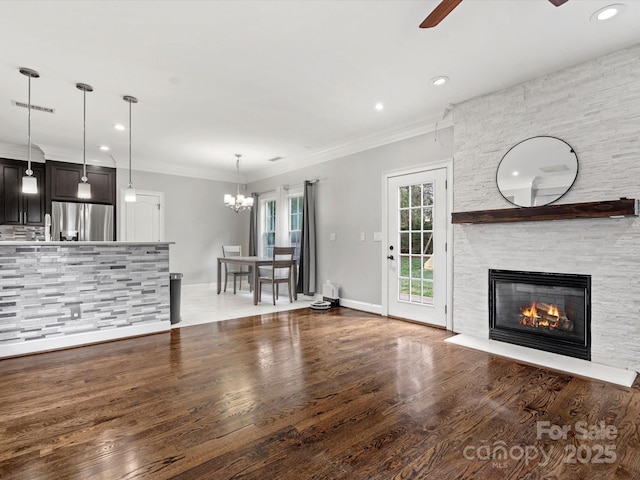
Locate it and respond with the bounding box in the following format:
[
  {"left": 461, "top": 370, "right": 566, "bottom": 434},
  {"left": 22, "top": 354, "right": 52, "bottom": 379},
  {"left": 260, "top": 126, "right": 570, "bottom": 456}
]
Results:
[
  {"left": 338, "top": 298, "right": 382, "bottom": 315},
  {"left": 0, "top": 322, "right": 170, "bottom": 359}
]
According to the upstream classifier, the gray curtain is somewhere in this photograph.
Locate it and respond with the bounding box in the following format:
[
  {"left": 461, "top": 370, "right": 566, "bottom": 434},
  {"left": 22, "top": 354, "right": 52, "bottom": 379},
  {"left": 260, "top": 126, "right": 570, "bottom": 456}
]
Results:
[
  {"left": 248, "top": 193, "right": 259, "bottom": 256},
  {"left": 297, "top": 181, "right": 316, "bottom": 295}
]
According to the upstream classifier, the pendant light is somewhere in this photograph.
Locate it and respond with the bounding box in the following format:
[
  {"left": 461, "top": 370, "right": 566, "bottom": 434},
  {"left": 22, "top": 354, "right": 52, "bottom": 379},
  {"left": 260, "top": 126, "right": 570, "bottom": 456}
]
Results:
[
  {"left": 76, "top": 83, "right": 93, "bottom": 199},
  {"left": 19, "top": 68, "right": 40, "bottom": 194},
  {"left": 123, "top": 95, "right": 138, "bottom": 202},
  {"left": 224, "top": 154, "right": 254, "bottom": 212}
]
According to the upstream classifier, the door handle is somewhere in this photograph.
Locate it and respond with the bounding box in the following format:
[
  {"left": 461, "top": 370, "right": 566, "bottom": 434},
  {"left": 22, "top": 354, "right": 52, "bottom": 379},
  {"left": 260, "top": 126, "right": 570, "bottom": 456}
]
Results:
[{"left": 387, "top": 255, "right": 394, "bottom": 260}]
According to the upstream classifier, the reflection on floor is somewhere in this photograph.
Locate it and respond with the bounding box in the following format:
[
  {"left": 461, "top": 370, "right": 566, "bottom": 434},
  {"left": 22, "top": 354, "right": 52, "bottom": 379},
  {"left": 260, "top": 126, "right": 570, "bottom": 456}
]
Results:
[{"left": 177, "top": 283, "right": 315, "bottom": 328}]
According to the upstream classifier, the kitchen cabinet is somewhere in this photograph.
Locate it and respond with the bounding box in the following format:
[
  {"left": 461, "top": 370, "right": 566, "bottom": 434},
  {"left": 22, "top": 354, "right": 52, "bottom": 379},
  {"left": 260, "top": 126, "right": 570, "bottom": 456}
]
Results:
[
  {"left": 46, "top": 160, "right": 116, "bottom": 205},
  {"left": 0, "top": 158, "right": 45, "bottom": 226}
]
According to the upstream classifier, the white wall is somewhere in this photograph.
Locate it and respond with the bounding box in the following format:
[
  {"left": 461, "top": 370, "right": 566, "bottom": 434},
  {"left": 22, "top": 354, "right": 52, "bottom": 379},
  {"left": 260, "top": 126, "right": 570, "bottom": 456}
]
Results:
[
  {"left": 249, "top": 127, "right": 453, "bottom": 307},
  {"left": 116, "top": 169, "right": 249, "bottom": 285},
  {"left": 453, "top": 43, "right": 640, "bottom": 371}
]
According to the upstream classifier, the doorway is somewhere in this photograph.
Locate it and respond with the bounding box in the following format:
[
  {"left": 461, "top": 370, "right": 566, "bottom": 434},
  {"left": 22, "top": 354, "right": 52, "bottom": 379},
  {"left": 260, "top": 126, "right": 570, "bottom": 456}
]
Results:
[
  {"left": 383, "top": 164, "right": 451, "bottom": 328},
  {"left": 120, "top": 190, "right": 165, "bottom": 242}
]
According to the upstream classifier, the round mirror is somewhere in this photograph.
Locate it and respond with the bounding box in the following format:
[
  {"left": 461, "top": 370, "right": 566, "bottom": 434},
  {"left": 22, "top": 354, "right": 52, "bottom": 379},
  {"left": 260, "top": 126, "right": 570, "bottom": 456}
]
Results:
[{"left": 496, "top": 136, "right": 578, "bottom": 207}]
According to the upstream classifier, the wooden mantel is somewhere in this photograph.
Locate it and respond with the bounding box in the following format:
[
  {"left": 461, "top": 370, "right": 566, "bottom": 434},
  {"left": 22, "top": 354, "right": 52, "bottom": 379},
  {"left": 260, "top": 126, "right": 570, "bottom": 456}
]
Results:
[{"left": 451, "top": 198, "right": 638, "bottom": 224}]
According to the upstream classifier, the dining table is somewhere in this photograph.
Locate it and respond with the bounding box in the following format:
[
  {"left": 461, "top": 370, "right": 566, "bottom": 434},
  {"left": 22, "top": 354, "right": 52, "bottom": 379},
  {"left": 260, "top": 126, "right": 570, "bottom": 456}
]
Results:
[{"left": 217, "top": 256, "right": 298, "bottom": 305}]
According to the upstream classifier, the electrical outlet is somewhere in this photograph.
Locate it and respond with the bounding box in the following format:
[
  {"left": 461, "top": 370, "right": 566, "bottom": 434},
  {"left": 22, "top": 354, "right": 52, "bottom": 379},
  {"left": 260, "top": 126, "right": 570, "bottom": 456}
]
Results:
[
  {"left": 70, "top": 304, "right": 81, "bottom": 319},
  {"left": 330, "top": 233, "right": 336, "bottom": 241}
]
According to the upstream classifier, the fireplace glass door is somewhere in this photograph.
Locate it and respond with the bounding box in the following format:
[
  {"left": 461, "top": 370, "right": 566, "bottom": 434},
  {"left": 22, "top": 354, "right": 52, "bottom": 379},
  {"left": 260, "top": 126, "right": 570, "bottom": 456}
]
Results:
[{"left": 489, "top": 270, "right": 591, "bottom": 360}]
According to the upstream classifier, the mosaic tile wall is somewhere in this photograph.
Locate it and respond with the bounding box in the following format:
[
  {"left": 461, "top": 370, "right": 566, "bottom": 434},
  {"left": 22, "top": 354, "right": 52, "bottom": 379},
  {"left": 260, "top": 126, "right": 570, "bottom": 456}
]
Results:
[
  {"left": 0, "top": 225, "right": 45, "bottom": 241},
  {"left": 0, "top": 243, "right": 170, "bottom": 347}
]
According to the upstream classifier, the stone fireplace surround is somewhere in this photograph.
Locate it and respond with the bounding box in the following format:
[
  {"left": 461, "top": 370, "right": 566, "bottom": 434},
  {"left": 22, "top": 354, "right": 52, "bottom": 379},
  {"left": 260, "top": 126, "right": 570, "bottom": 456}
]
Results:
[{"left": 451, "top": 43, "right": 640, "bottom": 377}]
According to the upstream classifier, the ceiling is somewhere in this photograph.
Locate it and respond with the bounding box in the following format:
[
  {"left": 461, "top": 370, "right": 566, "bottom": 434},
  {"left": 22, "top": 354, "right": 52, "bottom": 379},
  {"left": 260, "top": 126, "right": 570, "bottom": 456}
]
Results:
[{"left": 1, "top": 1, "right": 639, "bottom": 183}]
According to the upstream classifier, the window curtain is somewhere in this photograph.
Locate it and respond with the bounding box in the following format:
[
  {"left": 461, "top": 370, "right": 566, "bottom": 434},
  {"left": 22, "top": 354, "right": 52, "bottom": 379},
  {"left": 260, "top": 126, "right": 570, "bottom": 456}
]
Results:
[
  {"left": 248, "top": 192, "right": 259, "bottom": 256},
  {"left": 297, "top": 180, "right": 316, "bottom": 295}
]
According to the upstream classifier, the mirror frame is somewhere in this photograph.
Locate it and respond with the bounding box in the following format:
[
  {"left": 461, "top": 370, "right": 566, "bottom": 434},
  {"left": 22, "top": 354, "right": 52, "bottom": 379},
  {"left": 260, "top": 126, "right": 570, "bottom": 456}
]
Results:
[{"left": 496, "top": 136, "right": 579, "bottom": 207}]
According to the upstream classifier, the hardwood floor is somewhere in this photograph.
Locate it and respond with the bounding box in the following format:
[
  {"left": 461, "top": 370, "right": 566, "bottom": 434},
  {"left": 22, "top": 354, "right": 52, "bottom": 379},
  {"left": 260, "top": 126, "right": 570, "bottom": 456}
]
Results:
[{"left": 1, "top": 308, "right": 639, "bottom": 479}]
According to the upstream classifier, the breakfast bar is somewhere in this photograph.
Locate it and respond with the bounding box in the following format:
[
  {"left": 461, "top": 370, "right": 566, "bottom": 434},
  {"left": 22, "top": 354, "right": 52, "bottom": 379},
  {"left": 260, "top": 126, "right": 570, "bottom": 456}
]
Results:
[{"left": 0, "top": 241, "right": 172, "bottom": 358}]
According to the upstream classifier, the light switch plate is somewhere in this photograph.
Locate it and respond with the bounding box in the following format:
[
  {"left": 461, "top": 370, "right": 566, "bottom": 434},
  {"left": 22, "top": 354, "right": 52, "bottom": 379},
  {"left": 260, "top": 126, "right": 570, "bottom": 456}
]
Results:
[
  {"left": 373, "top": 232, "right": 382, "bottom": 242},
  {"left": 360, "top": 232, "right": 365, "bottom": 242},
  {"left": 330, "top": 233, "right": 336, "bottom": 241}
]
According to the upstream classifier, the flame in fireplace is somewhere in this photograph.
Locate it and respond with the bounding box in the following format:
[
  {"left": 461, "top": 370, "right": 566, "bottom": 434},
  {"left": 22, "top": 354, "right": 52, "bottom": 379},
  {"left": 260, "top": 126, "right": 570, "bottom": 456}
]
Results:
[
  {"left": 521, "top": 301, "right": 538, "bottom": 320},
  {"left": 520, "top": 301, "right": 573, "bottom": 332}
]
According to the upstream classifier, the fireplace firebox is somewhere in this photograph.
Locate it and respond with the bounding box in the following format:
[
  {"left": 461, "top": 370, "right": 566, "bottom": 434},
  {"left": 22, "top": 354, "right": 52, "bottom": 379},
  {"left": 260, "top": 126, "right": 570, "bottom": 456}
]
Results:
[{"left": 489, "top": 269, "right": 591, "bottom": 360}]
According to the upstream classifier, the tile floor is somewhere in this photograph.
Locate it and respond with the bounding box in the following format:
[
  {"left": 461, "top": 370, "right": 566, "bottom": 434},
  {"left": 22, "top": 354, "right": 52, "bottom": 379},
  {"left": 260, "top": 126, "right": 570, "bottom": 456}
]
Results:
[{"left": 176, "top": 282, "right": 315, "bottom": 328}]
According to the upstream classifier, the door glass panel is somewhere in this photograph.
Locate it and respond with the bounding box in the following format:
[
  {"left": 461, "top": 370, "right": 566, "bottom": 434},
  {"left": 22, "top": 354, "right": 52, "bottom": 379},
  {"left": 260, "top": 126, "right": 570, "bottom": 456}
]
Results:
[
  {"left": 397, "top": 181, "right": 435, "bottom": 305},
  {"left": 399, "top": 186, "right": 409, "bottom": 208},
  {"left": 411, "top": 233, "right": 421, "bottom": 254},
  {"left": 400, "top": 210, "right": 409, "bottom": 231},
  {"left": 423, "top": 232, "right": 433, "bottom": 255},
  {"left": 411, "top": 208, "right": 421, "bottom": 230},
  {"left": 423, "top": 184, "right": 434, "bottom": 206},
  {"left": 423, "top": 208, "right": 433, "bottom": 231},
  {"left": 399, "top": 278, "right": 410, "bottom": 301},
  {"left": 400, "top": 256, "right": 410, "bottom": 279},
  {"left": 400, "top": 233, "right": 409, "bottom": 254},
  {"left": 410, "top": 185, "right": 421, "bottom": 206}
]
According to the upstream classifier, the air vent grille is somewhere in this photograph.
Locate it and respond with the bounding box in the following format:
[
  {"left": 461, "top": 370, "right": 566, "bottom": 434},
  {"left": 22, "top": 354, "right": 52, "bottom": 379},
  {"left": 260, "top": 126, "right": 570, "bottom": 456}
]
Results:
[{"left": 11, "top": 100, "right": 55, "bottom": 114}]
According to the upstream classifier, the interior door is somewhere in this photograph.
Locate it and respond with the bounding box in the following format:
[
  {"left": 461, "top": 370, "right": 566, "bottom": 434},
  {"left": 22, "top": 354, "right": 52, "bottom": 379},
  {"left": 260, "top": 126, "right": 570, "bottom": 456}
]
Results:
[
  {"left": 123, "top": 192, "right": 162, "bottom": 242},
  {"left": 387, "top": 167, "right": 447, "bottom": 326}
]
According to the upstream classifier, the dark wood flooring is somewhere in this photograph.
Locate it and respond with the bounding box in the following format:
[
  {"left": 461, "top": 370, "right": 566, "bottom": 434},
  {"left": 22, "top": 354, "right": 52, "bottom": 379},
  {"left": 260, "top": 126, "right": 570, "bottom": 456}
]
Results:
[{"left": 1, "top": 308, "right": 639, "bottom": 479}]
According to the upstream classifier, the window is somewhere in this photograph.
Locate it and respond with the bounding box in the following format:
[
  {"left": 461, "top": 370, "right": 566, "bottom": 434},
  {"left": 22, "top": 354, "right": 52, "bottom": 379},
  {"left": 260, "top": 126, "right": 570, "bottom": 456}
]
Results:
[
  {"left": 264, "top": 199, "right": 276, "bottom": 258},
  {"left": 289, "top": 196, "right": 303, "bottom": 260},
  {"left": 258, "top": 187, "right": 303, "bottom": 259}
]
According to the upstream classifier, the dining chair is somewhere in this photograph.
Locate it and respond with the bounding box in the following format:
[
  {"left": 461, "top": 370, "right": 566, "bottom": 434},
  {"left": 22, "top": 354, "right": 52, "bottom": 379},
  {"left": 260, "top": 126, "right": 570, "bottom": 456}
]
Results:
[
  {"left": 258, "top": 246, "right": 295, "bottom": 305},
  {"left": 221, "top": 245, "right": 252, "bottom": 294}
]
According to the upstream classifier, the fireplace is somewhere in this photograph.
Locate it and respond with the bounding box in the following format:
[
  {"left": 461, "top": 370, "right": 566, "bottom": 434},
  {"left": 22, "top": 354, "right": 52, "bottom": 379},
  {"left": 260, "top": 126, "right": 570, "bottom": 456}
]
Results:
[{"left": 489, "top": 269, "right": 591, "bottom": 360}]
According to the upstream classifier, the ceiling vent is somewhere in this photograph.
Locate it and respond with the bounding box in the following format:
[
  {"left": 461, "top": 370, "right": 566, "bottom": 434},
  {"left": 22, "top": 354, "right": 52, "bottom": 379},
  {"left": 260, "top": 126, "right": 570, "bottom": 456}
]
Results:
[
  {"left": 11, "top": 100, "right": 55, "bottom": 114},
  {"left": 268, "top": 156, "right": 283, "bottom": 162}
]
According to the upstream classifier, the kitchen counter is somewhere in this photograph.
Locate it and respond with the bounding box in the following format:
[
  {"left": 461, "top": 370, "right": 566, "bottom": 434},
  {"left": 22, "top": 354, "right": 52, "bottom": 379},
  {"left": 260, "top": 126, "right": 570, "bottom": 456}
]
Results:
[
  {"left": 0, "top": 242, "right": 173, "bottom": 358},
  {"left": 0, "top": 241, "right": 175, "bottom": 246}
]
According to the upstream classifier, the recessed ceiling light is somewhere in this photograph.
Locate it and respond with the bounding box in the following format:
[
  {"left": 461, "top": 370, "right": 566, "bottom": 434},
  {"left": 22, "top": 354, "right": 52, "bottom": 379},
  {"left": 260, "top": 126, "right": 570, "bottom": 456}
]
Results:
[
  {"left": 512, "top": 171, "right": 519, "bottom": 176},
  {"left": 114, "top": 124, "right": 125, "bottom": 131},
  {"left": 375, "top": 102, "right": 384, "bottom": 111},
  {"left": 591, "top": 4, "right": 624, "bottom": 22},
  {"left": 431, "top": 76, "right": 449, "bottom": 86},
  {"left": 98, "top": 145, "right": 110, "bottom": 151}
]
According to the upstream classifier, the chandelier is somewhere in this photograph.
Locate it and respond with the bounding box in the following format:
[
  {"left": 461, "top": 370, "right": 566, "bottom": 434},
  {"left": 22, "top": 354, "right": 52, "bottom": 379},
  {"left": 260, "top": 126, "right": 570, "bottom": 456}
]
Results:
[{"left": 224, "top": 154, "right": 254, "bottom": 212}]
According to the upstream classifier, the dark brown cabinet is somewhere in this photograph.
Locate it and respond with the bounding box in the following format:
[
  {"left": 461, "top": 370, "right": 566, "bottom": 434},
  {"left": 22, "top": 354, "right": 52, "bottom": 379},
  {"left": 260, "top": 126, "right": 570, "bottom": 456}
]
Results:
[
  {"left": 0, "top": 158, "right": 45, "bottom": 226},
  {"left": 46, "top": 160, "right": 116, "bottom": 205}
]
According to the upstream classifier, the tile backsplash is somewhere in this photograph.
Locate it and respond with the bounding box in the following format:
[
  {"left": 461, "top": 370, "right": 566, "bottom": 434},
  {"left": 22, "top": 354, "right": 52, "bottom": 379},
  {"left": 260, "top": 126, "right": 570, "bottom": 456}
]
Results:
[{"left": 0, "top": 225, "right": 45, "bottom": 241}]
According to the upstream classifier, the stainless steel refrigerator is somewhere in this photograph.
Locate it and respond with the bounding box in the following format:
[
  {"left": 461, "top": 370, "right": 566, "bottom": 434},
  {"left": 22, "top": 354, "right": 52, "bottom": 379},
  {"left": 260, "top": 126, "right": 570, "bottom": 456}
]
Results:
[{"left": 51, "top": 201, "right": 114, "bottom": 241}]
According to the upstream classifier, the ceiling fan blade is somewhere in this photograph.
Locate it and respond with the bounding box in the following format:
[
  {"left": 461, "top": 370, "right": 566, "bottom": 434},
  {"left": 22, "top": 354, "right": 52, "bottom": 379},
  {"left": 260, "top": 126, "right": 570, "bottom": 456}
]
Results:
[
  {"left": 419, "top": 0, "right": 463, "bottom": 28},
  {"left": 548, "top": 0, "right": 569, "bottom": 6}
]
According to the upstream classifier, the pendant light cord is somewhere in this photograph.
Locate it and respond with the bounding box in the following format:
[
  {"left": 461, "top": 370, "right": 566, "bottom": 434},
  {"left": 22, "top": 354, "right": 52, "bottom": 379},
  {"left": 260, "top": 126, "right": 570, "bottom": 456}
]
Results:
[
  {"left": 236, "top": 155, "right": 241, "bottom": 197},
  {"left": 82, "top": 88, "right": 87, "bottom": 181},
  {"left": 27, "top": 75, "right": 32, "bottom": 175},
  {"left": 128, "top": 100, "right": 132, "bottom": 188}
]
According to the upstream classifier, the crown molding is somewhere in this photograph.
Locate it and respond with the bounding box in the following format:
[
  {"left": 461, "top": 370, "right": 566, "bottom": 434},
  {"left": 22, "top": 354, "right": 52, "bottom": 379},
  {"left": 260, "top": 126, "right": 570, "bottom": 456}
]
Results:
[
  {"left": 0, "top": 115, "right": 453, "bottom": 184},
  {"left": 0, "top": 143, "right": 45, "bottom": 162},
  {"left": 245, "top": 117, "right": 453, "bottom": 183},
  {"left": 128, "top": 157, "right": 240, "bottom": 183}
]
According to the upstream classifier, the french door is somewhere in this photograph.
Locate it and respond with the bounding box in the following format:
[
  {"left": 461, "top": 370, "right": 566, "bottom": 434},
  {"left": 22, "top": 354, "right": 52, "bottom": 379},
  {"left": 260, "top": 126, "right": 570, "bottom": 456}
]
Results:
[{"left": 386, "top": 167, "right": 447, "bottom": 326}]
